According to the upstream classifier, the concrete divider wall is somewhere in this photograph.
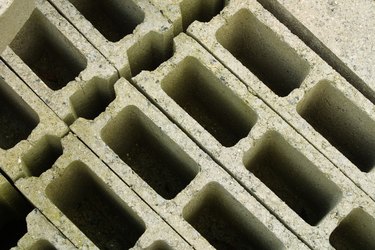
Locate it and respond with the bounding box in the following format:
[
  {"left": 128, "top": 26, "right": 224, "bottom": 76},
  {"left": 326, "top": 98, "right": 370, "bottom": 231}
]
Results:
[{"left": 0, "top": 0, "right": 374, "bottom": 249}]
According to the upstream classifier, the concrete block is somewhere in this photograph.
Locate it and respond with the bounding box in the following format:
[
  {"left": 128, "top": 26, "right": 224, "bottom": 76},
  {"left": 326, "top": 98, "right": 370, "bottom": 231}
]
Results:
[
  {"left": 0, "top": 174, "right": 33, "bottom": 248},
  {"left": 12, "top": 209, "right": 76, "bottom": 250},
  {"left": 71, "top": 78, "right": 309, "bottom": 249},
  {"left": 148, "top": 0, "right": 228, "bottom": 34},
  {"left": 0, "top": 59, "right": 68, "bottom": 181},
  {"left": 186, "top": 0, "right": 375, "bottom": 201},
  {"left": 1, "top": 0, "right": 118, "bottom": 125},
  {"left": 258, "top": 0, "right": 375, "bottom": 104},
  {"left": 48, "top": 0, "right": 174, "bottom": 79},
  {"left": 0, "top": 0, "right": 34, "bottom": 53},
  {"left": 16, "top": 133, "right": 191, "bottom": 249},
  {"left": 131, "top": 33, "right": 375, "bottom": 249}
]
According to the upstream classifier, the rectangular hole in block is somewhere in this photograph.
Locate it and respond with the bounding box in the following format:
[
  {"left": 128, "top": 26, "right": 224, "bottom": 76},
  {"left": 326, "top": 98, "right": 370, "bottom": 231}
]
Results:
[
  {"left": 146, "top": 240, "right": 173, "bottom": 250},
  {"left": 216, "top": 9, "right": 310, "bottom": 97},
  {"left": 127, "top": 32, "right": 174, "bottom": 77},
  {"left": 243, "top": 131, "right": 342, "bottom": 226},
  {"left": 297, "top": 80, "right": 375, "bottom": 173},
  {"left": 10, "top": 10, "right": 87, "bottom": 90},
  {"left": 70, "top": 78, "right": 115, "bottom": 121},
  {"left": 21, "top": 135, "right": 63, "bottom": 177},
  {"left": 67, "top": 0, "right": 144, "bottom": 42},
  {"left": 0, "top": 78, "right": 39, "bottom": 150},
  {"left": 330, "top": 208, "right": 375, "bottom": 250},
  {"left": 180, "top": 0, "right": 227, "bottom": 31},
  {"left": 30, "top": 240, "right": 57, "bottom": 250},
  {"left": 161, "top": 57, "right": 257, "bottom": 147},
  {"left": 183, "top": 182, "right": 285, "bottom": 250},
  {"left": 0, "top": 177, "right": 33, "bottom": 249},
  {"left": 101, "top": 106, "right": 199, "bottom": 200},
  {"left": 46, "top": 161, "right": 145, "bottom": 249}
]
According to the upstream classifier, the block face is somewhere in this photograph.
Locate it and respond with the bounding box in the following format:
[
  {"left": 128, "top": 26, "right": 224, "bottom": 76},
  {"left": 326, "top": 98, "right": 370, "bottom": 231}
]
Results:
[
  {"left": 161, "top": 56, "right": 257, "bottom": 147},
  {"left": 297, "top": 80, "right": 375, "bottom": 173},
  {"left": 183, "top": 182, "right": 284, "bottom": 250},
  {"left": 67, "top": 0, "right": 144, "bottom": 42},
  {"left": 46, "top": 160, "right": 146, "bottom": 249},
  {"left": 101, "top": 105, "right": 199, "bottom": 200},
  {"left": 0, "top": 78, "right": 39, "bottom": 150},
  {"left": 216, "top": 9, "right": 310, "bottom": 97},
  {"left": 243, "top": 131, "right": 342, "bottom": 226},
  {"left": 329, "top": 208, "right": 375, "bottom": 250}
]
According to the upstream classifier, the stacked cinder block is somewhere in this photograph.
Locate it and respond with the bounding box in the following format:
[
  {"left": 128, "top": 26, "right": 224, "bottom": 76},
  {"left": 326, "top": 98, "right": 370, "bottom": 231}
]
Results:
[
  {"left": 185, "top": 0, "right": 375, "bottom": 203},
  {"left": 132, "top": 33, "right": 375, "bottom": 249},
  {"left": 2, "top": 0, "right": 118, "bottom": 125},
  {"left": 0, "top": 59, "right": 68, "bottom": 180},
  {"left": 0, "top": 0, "right": 375, "bottom": 249},
  {"left": 16, "top": 133, "right": 192, "bottom": 249},
  {"left": 71, "top": 78, "right": 308, "bottom": 249},
  {"left": 48, "top": 0, "right": 174, "bottom": 79}
]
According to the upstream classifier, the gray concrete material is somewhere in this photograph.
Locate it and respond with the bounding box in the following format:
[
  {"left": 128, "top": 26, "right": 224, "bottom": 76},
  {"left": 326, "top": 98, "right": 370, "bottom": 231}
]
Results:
[
  {"left": 0, "top": 0, "right": 34, "bottom": 53},
  {"left": 12, "top": 209, "right": 76, "bottom": 250},
  {"left": 148, "top": 0, "right": 228, "bottom": 35},
  {"left": 48, "top": 0, "right": 174, "bottom": 79},
  {"left": 131, "top": 33, "right": 375, "bottom": 249},
  {"left": 0, "top": 59, "right": 68, "bottom": 181},
  {"left": 186, "top": 0, "right": 375, "bottom": 202},
  {"left": 258, "top": 0, "right": 375, "bottom": 104},
  {"left": 1, "top": 0, "right": 118, "bottom": 125},
  {"left": 16, "top": 133, "right": 191, "bottom": 250},
  {"left": 71, "top": 77, "right": 309, "bottom": 249}
]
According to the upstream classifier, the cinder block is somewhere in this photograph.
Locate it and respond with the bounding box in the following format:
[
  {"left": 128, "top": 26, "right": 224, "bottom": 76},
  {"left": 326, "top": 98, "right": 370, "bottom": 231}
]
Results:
[
  {"left": 0, "top": 174, "right": 33, "bottom": 248},
  {"left": 16, "top": 133, "right": 191, "bottom": 249},
  {"left": 186, "top": 0, "right": 375, "bottom": 201},
  {"left": 131, "top": 33, "right": 375, "bottom": 249},
  {"left": 148, "top": 0, "right": 228, "bottom": 34},
  {"left": 0, "top": 59, "right": 68, "bottom": 180},
  {"left": 71, "top": 78, "right": 309, "bottom": 249},
  {"left": 48, "top": 0, "right": 174, "bottom": 79},
  {"left": 1, "top": 0, "right": 118, "bottom": 125},
  {"left": 0, "top": 0, "right": 34, "bottom": 53},
  {"left": 12, "top": 209, "right": 76, "bottom": 250}
]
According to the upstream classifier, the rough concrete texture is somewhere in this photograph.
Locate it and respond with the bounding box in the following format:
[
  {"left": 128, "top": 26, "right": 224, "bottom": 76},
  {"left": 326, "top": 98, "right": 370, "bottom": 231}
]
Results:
[
  {"left": 187, "top": 0, "right": 375, "bottom": 202},
  {"left": 48, "top": 0, "right": 174, "bottom": 79},
  {"left": 132, "top": 33, "right": 375, "bottom": 249},
  {"left": 71, "top": 77, "right": 307, "bottom": 249},
  {"left": 1, "top": 0, "right": 118, "bottom": 125},
  {"left": 0, "top": 0, "right": 375, "bottom": 249},
  {"left": 257, "top": 0, "right": 375, "bottom": 104},
  {"left": 12, "top": 209, "right": 76, "bottom": 250},
  {"left": 16, "top": 133, "right": 191, "bottom": 249},
  {"left": 0, "top": 59, "right": 68, "bottom": 180},
  {"left": 0, "top": 0, "right": 34, "bottom": 53}
]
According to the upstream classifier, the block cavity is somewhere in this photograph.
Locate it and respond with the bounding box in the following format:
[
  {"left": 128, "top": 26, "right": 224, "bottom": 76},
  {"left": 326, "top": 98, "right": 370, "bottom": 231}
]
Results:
[
  {"left": 183, "top": 182, "right": 284, "bottom": 249},
  {"left": 101, "top": 106, "right": 199, "bottom": 199},
  {"left": 161, "top": 56, "right": 257, "bottom": 147},
  {"left": 243, "top": 131, "right": 342, "bottom": 225},
  {"left": 10, "top": 10, "right": 87, "bottom": 90},
  {"left": 298, "top": 80, "right": 375, "bottom": 173},
  {"left": 216, "top": 9, "right": 310, "bottom": 97},
  {"left": 46, "top": 161, "right": 146, "bottom": 249}
]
